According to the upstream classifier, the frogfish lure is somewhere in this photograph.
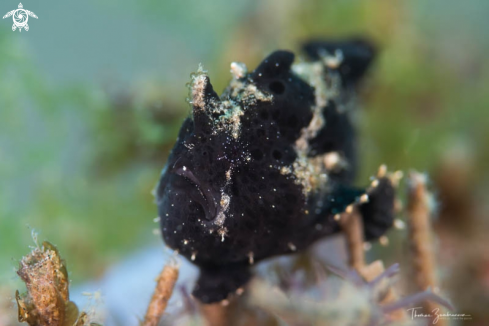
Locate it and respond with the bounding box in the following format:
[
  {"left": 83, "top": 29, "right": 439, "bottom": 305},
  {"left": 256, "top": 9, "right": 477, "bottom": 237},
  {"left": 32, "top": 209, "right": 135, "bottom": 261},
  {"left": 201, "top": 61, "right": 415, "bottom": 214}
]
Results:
[{"left": 156, "top": 39, "right": 395, "bottom": 303}]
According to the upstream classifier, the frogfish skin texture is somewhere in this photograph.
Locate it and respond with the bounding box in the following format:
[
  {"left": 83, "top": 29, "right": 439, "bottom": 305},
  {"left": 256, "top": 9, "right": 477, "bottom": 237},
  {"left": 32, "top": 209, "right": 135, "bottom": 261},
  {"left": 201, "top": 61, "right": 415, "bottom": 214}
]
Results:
[{"left": 156, "top": 38, "right": 395, "bottom": 303}]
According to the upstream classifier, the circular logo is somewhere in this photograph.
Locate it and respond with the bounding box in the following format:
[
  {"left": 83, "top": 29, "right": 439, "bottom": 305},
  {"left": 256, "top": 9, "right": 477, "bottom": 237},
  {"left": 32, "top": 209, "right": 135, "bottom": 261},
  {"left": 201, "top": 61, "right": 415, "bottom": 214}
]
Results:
[{"left": 13, "top": 9, "right": 28, "bottom": 27}]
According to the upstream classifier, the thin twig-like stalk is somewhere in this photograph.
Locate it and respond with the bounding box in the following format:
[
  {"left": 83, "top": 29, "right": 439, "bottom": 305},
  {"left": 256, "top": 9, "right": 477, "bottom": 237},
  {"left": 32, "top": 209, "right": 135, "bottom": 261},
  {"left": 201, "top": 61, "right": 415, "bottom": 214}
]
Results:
[
  {"left": 407, "top": 171, "right": 445, "bottom": 325},
  {"left": 199, "top": 298, "right": 239, "bottom": 326},
  {"left": 340, "top": 208, "right": 366, "bottom": 271},
  {"left": 143, "top": 263, "right": 179, "bottom": 326}
]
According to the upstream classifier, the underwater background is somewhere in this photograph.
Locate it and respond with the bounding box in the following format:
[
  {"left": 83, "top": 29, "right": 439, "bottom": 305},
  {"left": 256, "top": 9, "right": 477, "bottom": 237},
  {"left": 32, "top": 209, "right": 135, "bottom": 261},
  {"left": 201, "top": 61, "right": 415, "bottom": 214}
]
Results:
[{"left": 1, "top": 0, "right": 488, "bottom": 324}]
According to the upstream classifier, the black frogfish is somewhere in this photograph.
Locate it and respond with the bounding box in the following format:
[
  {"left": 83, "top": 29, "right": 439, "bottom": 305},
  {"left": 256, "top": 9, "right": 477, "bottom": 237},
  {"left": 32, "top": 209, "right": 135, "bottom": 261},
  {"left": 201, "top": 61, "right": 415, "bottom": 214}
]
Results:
[{"left": 156, "top": 39, "right": 395, "bottom": 303}]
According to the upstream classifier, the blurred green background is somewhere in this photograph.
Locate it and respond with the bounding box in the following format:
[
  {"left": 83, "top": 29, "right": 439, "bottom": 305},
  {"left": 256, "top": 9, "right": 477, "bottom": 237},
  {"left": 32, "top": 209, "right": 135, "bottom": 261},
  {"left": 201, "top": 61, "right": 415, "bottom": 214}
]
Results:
[{"left": 1, "top": 0, "right": 488, "bottom": 288}]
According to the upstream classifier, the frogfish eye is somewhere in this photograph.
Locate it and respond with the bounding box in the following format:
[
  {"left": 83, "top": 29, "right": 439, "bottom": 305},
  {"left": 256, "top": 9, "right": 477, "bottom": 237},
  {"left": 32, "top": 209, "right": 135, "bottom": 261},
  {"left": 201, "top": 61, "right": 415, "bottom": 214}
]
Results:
[{"left": 171, "top": 165, "right": 218, "bottom": 221}]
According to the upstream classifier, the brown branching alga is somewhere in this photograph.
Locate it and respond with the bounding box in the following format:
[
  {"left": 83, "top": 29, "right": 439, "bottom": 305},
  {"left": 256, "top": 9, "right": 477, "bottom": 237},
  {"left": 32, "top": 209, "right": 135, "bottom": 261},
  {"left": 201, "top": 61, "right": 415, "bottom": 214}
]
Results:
[{"left": 15, "top": 241, "right": 100, "bottom": 326}]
